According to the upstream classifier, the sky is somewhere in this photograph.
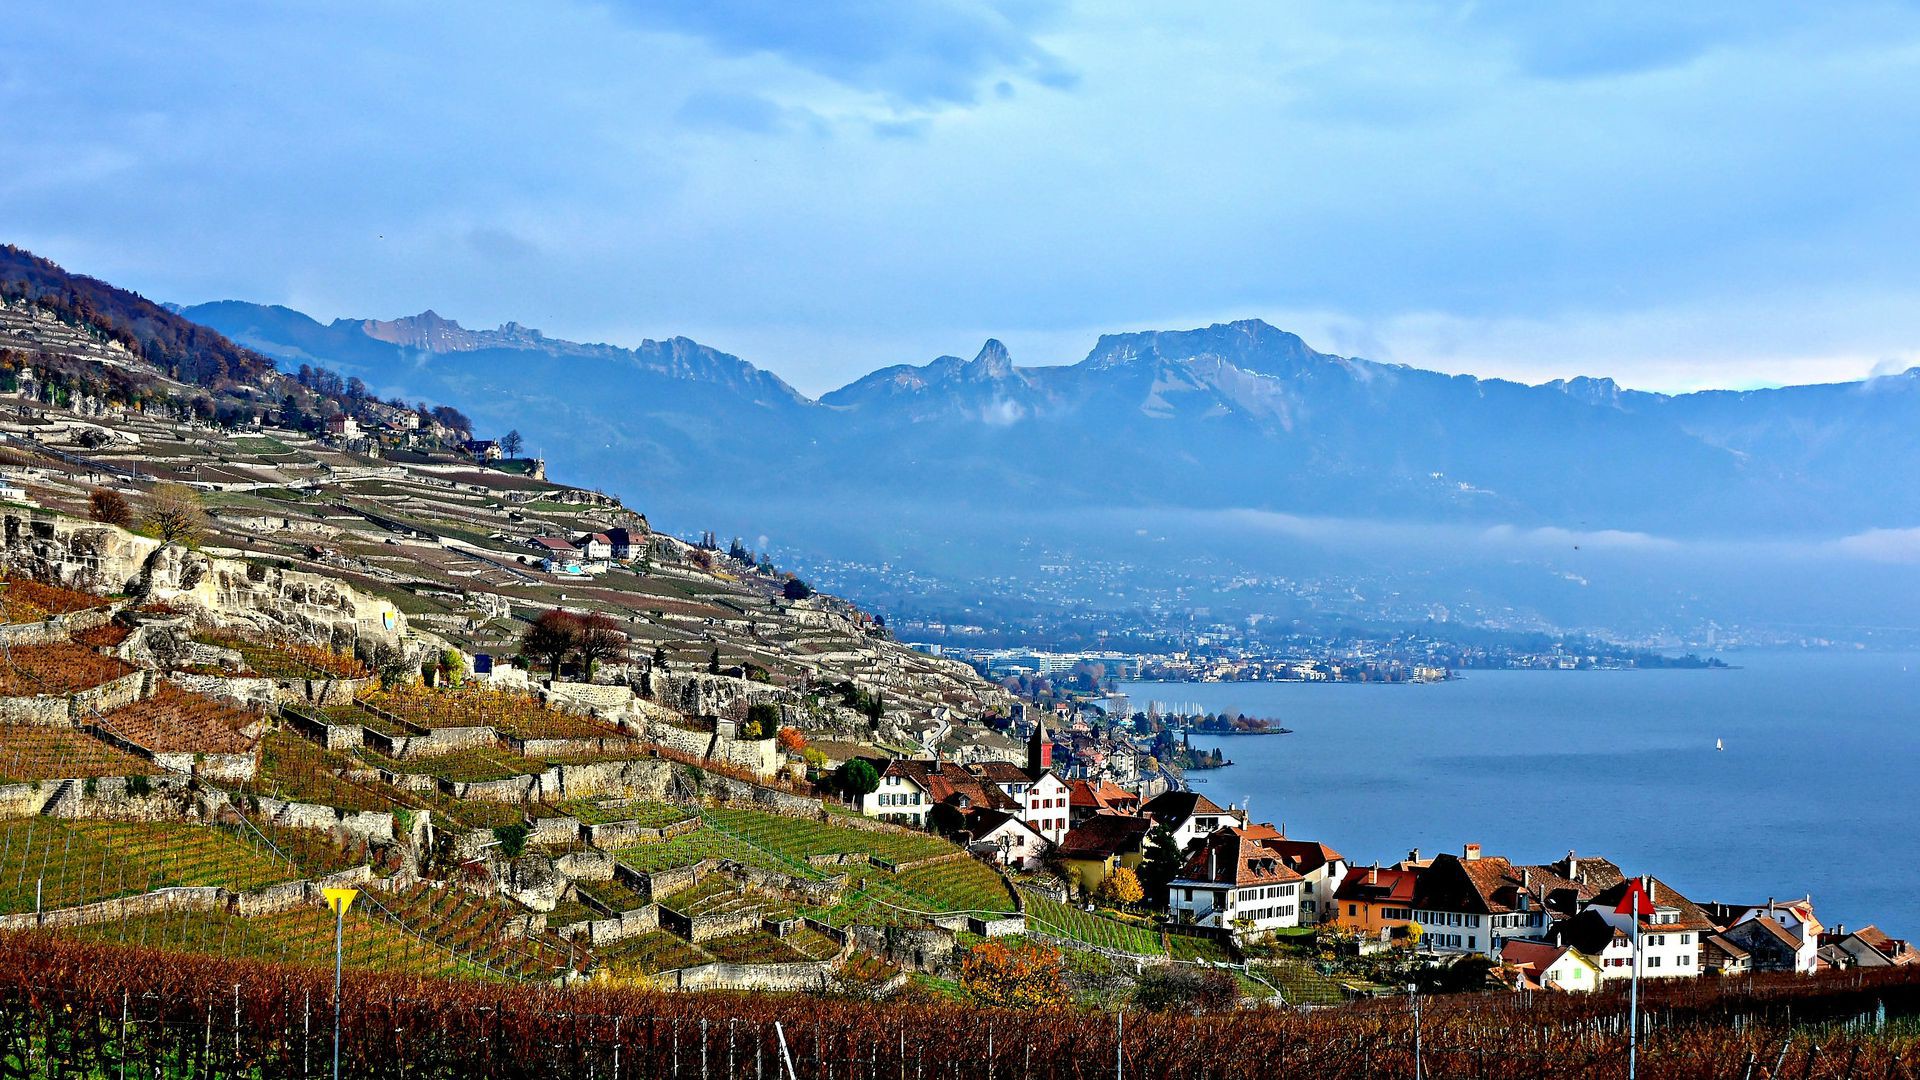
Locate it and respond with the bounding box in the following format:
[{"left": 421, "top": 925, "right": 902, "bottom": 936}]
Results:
[{"left": 8, "top": 1, "right": 1920, "bottom": 398}]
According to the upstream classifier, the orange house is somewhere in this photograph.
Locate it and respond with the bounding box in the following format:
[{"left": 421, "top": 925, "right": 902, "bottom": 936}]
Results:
[{"left": 1332, "top": 864, "right": 1421, "bottom": 934}]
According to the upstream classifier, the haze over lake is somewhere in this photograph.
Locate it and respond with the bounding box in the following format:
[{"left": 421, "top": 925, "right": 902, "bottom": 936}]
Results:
[{"left": 1124, "top": 650, "right": 1920, "bottom": 936}]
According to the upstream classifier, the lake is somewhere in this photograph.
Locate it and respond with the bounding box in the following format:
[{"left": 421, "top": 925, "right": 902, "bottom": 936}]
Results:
[{"left": 1120, "top": 650, "right": 1920, "bottom": 936}]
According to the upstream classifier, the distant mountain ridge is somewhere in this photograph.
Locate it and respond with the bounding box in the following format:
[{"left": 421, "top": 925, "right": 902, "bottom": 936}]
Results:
[{"left": 183, "top": 302, "right": 1920, "bottom": 543}]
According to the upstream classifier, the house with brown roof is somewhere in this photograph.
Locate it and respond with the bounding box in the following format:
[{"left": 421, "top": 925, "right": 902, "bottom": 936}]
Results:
[
  {"left": 1057, "top": 813, "right": 1155, "bottom": 896},
  {"left": 1333, "top": 863, "right": 1421, "bottom": 935},
  {"left": 964, "top": 721, "right": 1072, "bottom": 844},
  {"left": 1500, "top": 938, "right": 1601, "bottom": 992},
  {"left": 956, "top": 807, "right": 1050, "bottom": 870},
  {"left": 1167, "top": 826, "right": 1306, "bottom": 939},
  {"left": 1138, "top": 790, "right": 1241, "bottom": 853},
  {"left": 1818, "top": 924, "right": 1916, "bottom": 969},
  {"left": 1700, "top": 933, "right": 1752, "bottom": 976},
  {"left": 1567, "top": 876, "right": 1715, "bottom": 980},
  {"left": 861, "top": 758, "right": 936, "bottom": 826},
  {"left": 1723, "top": 898, "right": 1821, "bottom": 973},
  {"left": 1407, "top": 846, "right": 1559, "bottom": 957},
  {"left": 1721, "top": 915, "right": 1808, "bottom": 973},
  {"left": 1250, "top": 830, "right": 1348, "bottom": 926}
]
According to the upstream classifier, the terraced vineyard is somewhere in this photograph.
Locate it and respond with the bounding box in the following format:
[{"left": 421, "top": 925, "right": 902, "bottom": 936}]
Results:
[
  {"left": 359, "top": 745, "right": 545, "bottom": 784},
  {"left": 68, "top": 905, "right": 472, "bottom": 978},
  {"left": 1023, "top": 892, "right": 1162, "bottom": 951},
  {"left": 612, "top": 824, "right": 819, "bottom": 877},
  {"left": 701, "top": 806, "right": 952, "bottom": 866},
  {"left": 0, "top": 819, "right": 296, "bottom": 913},
  {"left": 893, "top": 858, "right": 1017, "bottom": 914},
  {"left": 576, "top": 879, "right": 652, "bottom": 914},
  {"left": 0, "top": 575, "right": 111, "bottom": 623},
  {"left": 0, "top": 724, "right": 159, "bottom": 781},
  {"left": 95, "top": 685, "right": 260, "bottom": 754},
  {"left": 365, "top": 686, "right": 618, "bottom": 739},
  {"left": 594, "top": 929, "right": 711, "bottom": 976},
  {"left": 244, "top": 731, "right": 414, "bottom": 812},
  {"left": 373, "top": 883, "right": 580, "bottom": 979},
  {"left": 558, "top": 797, "right": 691, "bottom": 828},
  {"left": 190, "top": 630, "right": 368, "bottom": 678},
  {"left": 0, "top": 643, "right": 133, "bottom": 695}
]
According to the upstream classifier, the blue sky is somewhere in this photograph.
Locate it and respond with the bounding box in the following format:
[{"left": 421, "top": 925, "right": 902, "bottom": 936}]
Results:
[{"left": 8, "top": 1, "right": 1920, "bottom": 396}]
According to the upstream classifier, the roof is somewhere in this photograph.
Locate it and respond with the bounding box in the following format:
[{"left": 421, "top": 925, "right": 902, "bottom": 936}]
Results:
[
  {"left": 961, "top": 807, "right": 1045, "bottom": 843},
  {"left": 1172, "top": 827, "right": 1305, "bottom": 888},
  {"left": 1501, "top": 938, "right": 1582, "bottom": 974},
  {"left": 1552, "top": 910, "right": 1628, "bottom": 955},
  {"left": 884, "top": 759, "right": 1020, "bottom": 813},
  {"left": 1334, "top": 865, "right": 1420, "bottom": 905},
  {"left": 579, "top": 533, "right": 613, "bottom": 546},
  {"left": 1140, "top": 790, "right": 1229, "bottom": 825},
  {"left": 1058, "top": 813, "right": 1154, "bottom": 859},
  {"left": 1730, "top": 915, "right": 1803, "bottom": 952},
  {"left": 1703, "top": 934, "right": 1750, "bottom": 961},
  {"left": 969, "top": 760, "right": 1050, "bottom": 786},
  {"left": 1259, "top": 837, "right": 1345, "bottom": 876},
  {"left": 1588, "top": 877, "right": 1717, "bottom": 933},
  {"left": 530, "top": 536, "right": 577, "bottom": 552},
  {"left": 1068, "top": 778, "right": 1139, "bottom": 812}
]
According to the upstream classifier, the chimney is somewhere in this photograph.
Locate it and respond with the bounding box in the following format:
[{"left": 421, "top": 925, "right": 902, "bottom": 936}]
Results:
[
  {"left": 1208, "top": 842, "right": 1217, "bottom": 881},
  {"left": 1463, "top": 842, "right": 1482, "bottom": 861},
  {"left": 1566, "top": 850, "right": 1579, "bottom": 879},
  {"left": 1369, "top": 862, "right": 1379, "bottom": 885},
  {"left": 1409, "top": 848, "right": 1420, "bottom": 864},
  {"left": 1522, "top": 868, "right": 1531, "bottom": 888}
]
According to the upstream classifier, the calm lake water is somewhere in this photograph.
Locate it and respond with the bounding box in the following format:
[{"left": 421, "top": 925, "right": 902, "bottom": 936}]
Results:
[{"left": 1121, "top": 651, "right": 1920, "bottom": 936}]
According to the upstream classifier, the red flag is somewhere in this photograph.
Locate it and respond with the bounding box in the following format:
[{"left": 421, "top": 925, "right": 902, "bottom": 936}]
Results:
[{"left": 1615, "top": 879, "right": 1655, "bottom": 917}]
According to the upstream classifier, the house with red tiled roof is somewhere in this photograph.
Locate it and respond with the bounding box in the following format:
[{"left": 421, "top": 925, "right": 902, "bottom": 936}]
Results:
[
  {"left": 1138, "top": 790, "right": 1241, "bottom": 853},
  {"left": 1067, "top": 778, "right": 1140, "bottom": 826},
  {"left": 1334, "top": 863, "right": 1422, "bottom": 935},
  {"left": 1248, "top": 830, "right": 1348, "bottom": 926},
  {"left": 1167, "top": 826, "right": 1306, "bottom": 939},
  {"left": 962, "top": 721, "right": 1072, "bottom": 845},
  {"left": 1500, "top": 938, "right": 1601, "bottom": 992},
  {"left": 956, "top": 807, "right": 1050, "bottom": 871},
  {"left": 1720, "top": 915, "right": 1809, "bottom": 973}
]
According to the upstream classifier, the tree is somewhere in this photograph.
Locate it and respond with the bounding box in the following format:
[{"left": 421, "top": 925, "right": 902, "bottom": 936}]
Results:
[
  {"left": 1132, "top": 966, "right": 1238, "bottom": 1013},
  {"left": 500, "top": 429, "right": 523, "bottom": 458},
  {"left": 521, "top": 609, "right": 581, "bottom": 678},
  {"left": 140, "top": 483, "right": 207, "bottom": 547},
  {"left": 1097, "top": 866, "right": 1144, "bottom": 906},
  {"left": 838, "top": 758, "right": 881, "bottom": 799},
  {"left": 776, "top": 727, "right": 807, "bottom": 755},
  {"left": 708, "top": 649, "right": 721, "bottom": 675},
  {"left": 745, "top": 702, "right": 781, "bottom": 738},
  {"left": 1138, "top": 823, "right": 1185, "bottom": 906},
  {"left": 959, "top": 941, "right": 1071, "bottom": 1010},
  {"left": 88, "top": 488, "right": 133, "bottom": 528},
  {"left": 782, "top": 577, "right": 813, "bottom": 601},
  {"left": 573, "top": 613, "right": 627, "bottom": 677}
]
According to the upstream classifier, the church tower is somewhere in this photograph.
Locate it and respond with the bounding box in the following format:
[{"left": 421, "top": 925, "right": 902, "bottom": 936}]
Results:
[{"left": 1028, "top": 716, "right": 1053, "bottom": 773}]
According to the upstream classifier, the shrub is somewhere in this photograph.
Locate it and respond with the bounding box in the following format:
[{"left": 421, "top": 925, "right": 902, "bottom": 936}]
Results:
[
  {"left": 1133, "top": 965, "right": 1239, "bottom": 1013},
  {"left": 960, "top": 940, "right": 1071, "bottom": 1010}
]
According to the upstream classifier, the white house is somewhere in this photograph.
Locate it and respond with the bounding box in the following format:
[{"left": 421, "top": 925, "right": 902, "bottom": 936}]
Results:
[
  {"left": 1138, "top": 790, "right": 1242, "bottom": 854},
  {"left": 966, "top": 722, "right": 1072, "bottom": 845},
  {"left": 1253, "top": 830, "right": 1349, "bottom": 927},
  {"left": 1555, "top": 877, "right": 1712, "bottom": 981},
  {"left": 864, "top": 760, "right": 935, "bottom": 827},
  {"left": 1730, "top": 898, "right": 1822, "bottom": 974},
  {"left": 1500, "top": 939, "right": 1602, "bottom": 992},
  {"left": 961, "top": 808, "right": 1050, "bottom": 871},
  {"left": 1407, "top": 849, "right": 1556, "bottom": 958},
  {"left": 1167, "top": 826, "right": 1304, "bottom": 939},
  {"left": 575, "top": 533, "right": 614, "bottom": 562}
]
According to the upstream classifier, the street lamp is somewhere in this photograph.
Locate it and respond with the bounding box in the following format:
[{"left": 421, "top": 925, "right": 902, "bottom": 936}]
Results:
[{"left": 323, "top": 887, "right": 359, "bottom": 1080}]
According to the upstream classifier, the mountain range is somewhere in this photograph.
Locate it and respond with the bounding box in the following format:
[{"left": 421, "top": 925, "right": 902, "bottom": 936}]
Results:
[{"left": 186, "top": 302, "right": 1920, "bottom": 545}]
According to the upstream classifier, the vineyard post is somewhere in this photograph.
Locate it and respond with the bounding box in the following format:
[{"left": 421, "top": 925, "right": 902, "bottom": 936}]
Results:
[
  {"left": 324, "top": 887, "right": 359, "bottom": 1080},
  {"left": 1115, "top": 1010, "right": 1123, "bottom": 1080},
  {"left": 1408, "top": 983, "right": 1422, "bottom": 1080},
  {"left": 1629, "top": 907, "right": 1640, "bottom": 1080},
  {"left": 304, "top": 989, "right": 311, "bottom": 1080},
  {"left": 119, "top": 990, "right": 127, "bottom": 1080},
  {"left": 776, "top": 1021, "right": 799, "bottom": 1080}
]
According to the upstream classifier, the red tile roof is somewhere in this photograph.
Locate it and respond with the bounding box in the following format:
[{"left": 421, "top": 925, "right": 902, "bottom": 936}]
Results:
[
  {"left": 1058, "top": 813, "right": 1153, "bottom": 859},
  {"left": 1334, "top": 865, "right": 1420, "bottom": 905},
  {"left": 1173, "top": 827, "right": 1306, "bottom": 888}
]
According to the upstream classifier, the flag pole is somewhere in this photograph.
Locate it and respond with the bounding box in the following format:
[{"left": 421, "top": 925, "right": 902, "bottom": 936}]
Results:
[{"left": 1628, "top": 886, "right": 1641, "bottom": 1080}]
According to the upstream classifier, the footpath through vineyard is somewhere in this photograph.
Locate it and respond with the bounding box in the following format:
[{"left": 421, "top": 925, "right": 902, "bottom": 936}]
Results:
[{"left": 4, "top": 934, "right": 1920, "bottom": 1079}]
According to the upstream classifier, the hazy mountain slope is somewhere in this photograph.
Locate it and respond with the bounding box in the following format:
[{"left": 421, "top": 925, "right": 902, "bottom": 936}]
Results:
[{"left": 185, "top": 304, "right": 1920, "bottom": 541}]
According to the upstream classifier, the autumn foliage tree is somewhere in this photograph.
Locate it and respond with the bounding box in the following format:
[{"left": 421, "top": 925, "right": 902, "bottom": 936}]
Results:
[
  {"left": 521, "top": 609, "right": 581, "bottom": 678},
  {"left": 88, "top": 487, "right": 133, "bottom": 528},
  {"left": 140, "top": 482, "right": 207, "bottom": 547},
  {"left": 1097, "top": 866, "right": 1145, "bottom": 906},
  {"left": 776, "top": 727, "right": 808, "bottom": 755},
  {"left": 572, "top": 613, "right": 627, "bottom": 677},
  {"left": 959, "top": 940, "right": 1071, "bottom": 1010}
]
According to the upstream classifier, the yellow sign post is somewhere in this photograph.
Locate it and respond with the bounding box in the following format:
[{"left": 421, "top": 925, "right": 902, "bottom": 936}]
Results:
[{"left": 323, "top": 888, "right": 358, "bottom": 1080}]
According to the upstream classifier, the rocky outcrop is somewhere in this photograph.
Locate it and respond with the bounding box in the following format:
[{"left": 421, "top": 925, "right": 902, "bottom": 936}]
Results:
[{"left": 1, "top": 511, "right": 406, "bottom": 647}]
